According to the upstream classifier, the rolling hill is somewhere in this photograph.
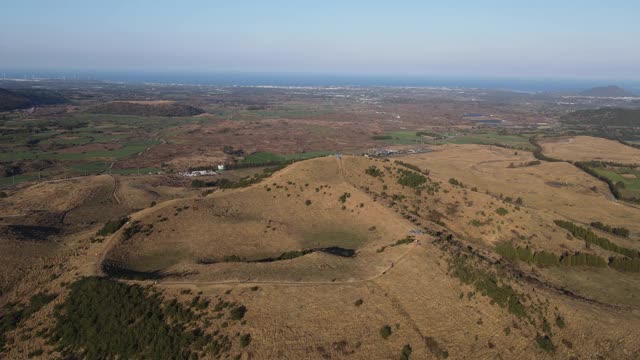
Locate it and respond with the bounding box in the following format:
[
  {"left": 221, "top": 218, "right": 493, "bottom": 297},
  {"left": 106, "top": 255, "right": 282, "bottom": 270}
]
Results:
[
  {"left": 561, "top": 108, "right": 640, "bottom": 127},
  {"left": 579, "top": 85, "right": 635, "bottom": 97},
  {"left": 2, "top": 147, "right": 640, "bottom": 359},
  {"left": 0, "top": 88, "right": 34, "bottom": 111},
  {"left": 0, "top": 88, "right": 68, "bottom": 111}
]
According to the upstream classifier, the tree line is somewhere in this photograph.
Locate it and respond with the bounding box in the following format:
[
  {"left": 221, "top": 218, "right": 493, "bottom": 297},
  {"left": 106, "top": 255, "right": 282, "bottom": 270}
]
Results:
[
  {"left": 495, "top": 242, "right": 607, "bottom": 268},
  {"left": 590, "top": 221, "right": 630, "bottom": 238},
  {"left": 554, "top": 220, "right": 639, "bottom": 259},
  {"left": 529, "top": 136, "right": 563, "bottom": 163}
]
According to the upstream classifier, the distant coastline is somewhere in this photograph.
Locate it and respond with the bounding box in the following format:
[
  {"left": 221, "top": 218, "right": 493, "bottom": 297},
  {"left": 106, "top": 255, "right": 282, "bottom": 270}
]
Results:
[{"left": 2, "top": 70, "right": 640, "bottom": 93}]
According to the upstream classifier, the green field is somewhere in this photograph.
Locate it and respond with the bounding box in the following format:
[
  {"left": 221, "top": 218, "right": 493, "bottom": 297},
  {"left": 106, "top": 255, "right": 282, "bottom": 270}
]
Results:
[
  {"left": 593, "top": 167, "right": 640, "bottom": 199},
  {"left": 111, "top": 167, "right": 161, "bottom": 175},
  {"left": 240, "top": 151, "right": 333, "bottom": 165},
  {"left": 382, "top": 130, "right": 425, "bottom": 145},
  {"left": 433, "top": 133, "right": 535, "bottom": 150},
  {"left": 377, "top": 130, "right": 535, "bottom": 150},
  {"left": 70, "top": 162, "right": 110, "bottom": 174},
  {"left": 0, "top": 174, "right": 38, "bottom": 188}
]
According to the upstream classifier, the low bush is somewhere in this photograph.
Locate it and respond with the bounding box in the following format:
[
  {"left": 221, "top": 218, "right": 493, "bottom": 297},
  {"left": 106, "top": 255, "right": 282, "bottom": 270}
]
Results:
[
  {"left": 495, "top": 208, "right": 508, "bottom": 216},
  {"left": 230, "top": 305, "right": 247, "bottom": 320},
  {"left": 240, "top": 334, "right": 252, "bottom": 348},
  {"left": 535, "top": 335, "right": 556, "bottom": 353},
  {"left": 96, "top": 217, "right": 129, "bottom": 236},
  {"left": 400, "top": 344, "right": 412, "bottom": 360},
  {"left": 398, "top": 169, "right": 427, "bottom": 188},
  {"left": 339, "top": 192, "right": 351, "bottom": 203},
  {"left": 380, "top": 325, "right": 392, "bottom": 339},
  {"left": 365, "top": 165, "right": 383, "bottom": 177}
]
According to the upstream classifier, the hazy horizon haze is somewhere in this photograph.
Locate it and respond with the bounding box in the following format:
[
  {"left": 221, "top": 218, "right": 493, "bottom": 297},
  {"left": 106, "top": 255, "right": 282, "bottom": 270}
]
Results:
[{"left": 1, "top": 0, "right": 639, "bottom": 80}]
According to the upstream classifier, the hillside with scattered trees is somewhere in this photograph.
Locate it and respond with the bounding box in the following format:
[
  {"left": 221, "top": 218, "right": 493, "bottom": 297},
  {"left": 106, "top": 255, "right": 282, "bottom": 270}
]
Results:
[{"left": 561, "top": 108, "right": 640, "bottom": 127}]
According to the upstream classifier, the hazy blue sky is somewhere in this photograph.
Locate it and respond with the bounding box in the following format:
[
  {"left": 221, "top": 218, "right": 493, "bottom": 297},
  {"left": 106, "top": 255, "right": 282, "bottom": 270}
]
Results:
[{"left": 1, "top": 0, "right": 639, "bottom": 79}]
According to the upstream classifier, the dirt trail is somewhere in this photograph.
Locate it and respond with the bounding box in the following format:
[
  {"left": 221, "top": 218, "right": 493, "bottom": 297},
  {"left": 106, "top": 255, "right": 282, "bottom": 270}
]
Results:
[
  {"left": 146, "top": 242, "right": 419, "bottom": 288},
  {"left": 110, "top": 175, "right": 121, "bottom": 204},
  {"left": 336, "top": 154, "right": 346, "bottom": 180}
]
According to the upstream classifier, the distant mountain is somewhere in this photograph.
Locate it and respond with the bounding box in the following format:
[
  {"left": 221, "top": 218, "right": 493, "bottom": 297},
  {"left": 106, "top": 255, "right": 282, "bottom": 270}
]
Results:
[
  {"left": 561, "top": 108, "right": 640, "bottom": 127},
  {"left": 0, "top": 87, "right": 68, "bottom": 111},
  {"left": 12, "top": 88, "right": 68, "bottom": 105},
  {"left": 579, "top": 85, "right": 635, "bottom": 97}
]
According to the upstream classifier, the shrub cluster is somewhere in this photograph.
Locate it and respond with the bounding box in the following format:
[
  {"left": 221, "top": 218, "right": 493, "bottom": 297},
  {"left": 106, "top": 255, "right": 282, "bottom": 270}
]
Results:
[
  {"left": 448, "top": 178, "right": 463, "bottom": 187},
  {"left": 609, "top": 257, "right": 640, "bottom": 272},
  {"left": 394, "top": 160, "right": 429, "bottom": 175},
  {"left": 96, "top": 217, "right": 129, "bottom": 236},
  {"left": 379, "top": 325, "right": 392, "bottom": 339},
  {"left": 448, "top": 254, "right": 527, "bottom": 319},
  {"left": 496, "top": 242, "right": 608, "bottom": 268},
  {"left": 365, "top": 165, "right": 383, "bottom": 177},
  {"left": 590, "top": 221, "right": 630, "bottom": 238},
  {"left": 397, "top": 169, "right": 427, "bottom": 188}
]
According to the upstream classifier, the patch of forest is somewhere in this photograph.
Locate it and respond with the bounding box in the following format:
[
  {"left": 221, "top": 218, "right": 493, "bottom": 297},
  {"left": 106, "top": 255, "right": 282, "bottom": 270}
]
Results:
[
  {"left": 561, "top": 108, "right": 640, "bottom": 127},
  {"left": 87, "top": 101, "right": 205, "bottom": 117}
]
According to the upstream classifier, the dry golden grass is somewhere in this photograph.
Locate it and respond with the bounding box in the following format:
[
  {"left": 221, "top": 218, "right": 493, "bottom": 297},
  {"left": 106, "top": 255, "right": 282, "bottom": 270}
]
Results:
[
  {"left": 403, "top": 144, "right": 640, "bottom": 241},
  {"left": 540, "top": 136, "right": 640, "bottom": 164},
  {"left": 3, "top": 147, "right": 640, "bottom": 359},
  {"left": 106, "top": 157, "right": 421, "bottom": 282},
  {"left": 0, "top": 175, "right": 112, "bottom": 215}
]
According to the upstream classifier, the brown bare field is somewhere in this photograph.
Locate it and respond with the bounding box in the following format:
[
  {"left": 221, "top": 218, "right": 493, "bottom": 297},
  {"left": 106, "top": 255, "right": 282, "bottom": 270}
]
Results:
[{"left": 540, "top": 136, "right": 640, "bottom": 164}]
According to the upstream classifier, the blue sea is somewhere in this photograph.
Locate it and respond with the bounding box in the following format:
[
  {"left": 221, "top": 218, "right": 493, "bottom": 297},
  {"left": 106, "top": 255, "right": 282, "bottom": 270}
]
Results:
[{"left": 3, "top": 70, "right": 640, "bottom": 94}]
